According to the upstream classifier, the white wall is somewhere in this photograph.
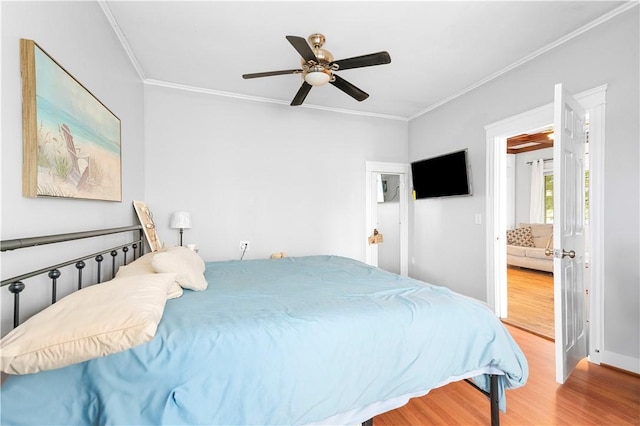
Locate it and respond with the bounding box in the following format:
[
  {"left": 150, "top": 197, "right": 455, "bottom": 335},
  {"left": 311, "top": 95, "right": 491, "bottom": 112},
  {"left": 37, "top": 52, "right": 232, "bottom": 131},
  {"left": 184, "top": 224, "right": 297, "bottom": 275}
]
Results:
[
  {"left": 143, "top": 85, "right": 408, "bottom": 262},
  {"left": 1, "top": 1, "right": 145, "bottom": 334},
  {"left": 409, "top": 9, "right": 639, "bottom": 367},
  {"left": 408, "top": 126, "right": 485, "bottom": 298}
]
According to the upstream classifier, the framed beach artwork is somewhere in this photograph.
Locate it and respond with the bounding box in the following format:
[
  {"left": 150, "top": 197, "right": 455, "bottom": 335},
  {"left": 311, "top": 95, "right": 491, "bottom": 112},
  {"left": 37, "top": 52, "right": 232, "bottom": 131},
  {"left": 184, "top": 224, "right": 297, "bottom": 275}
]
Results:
[{"left": 20, "top": 39, "right": 122, "bottom": 201}]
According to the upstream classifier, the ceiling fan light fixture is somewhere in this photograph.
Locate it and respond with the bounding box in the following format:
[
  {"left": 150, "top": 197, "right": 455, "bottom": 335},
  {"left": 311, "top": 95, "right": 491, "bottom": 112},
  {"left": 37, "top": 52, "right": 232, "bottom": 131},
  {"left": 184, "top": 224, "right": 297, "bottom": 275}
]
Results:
[
  {"left": 304, "top": 67, "right": 331, "bottom": 86},
  {"left": 243, "top": 33, "right": 391, "bottom": 106}
]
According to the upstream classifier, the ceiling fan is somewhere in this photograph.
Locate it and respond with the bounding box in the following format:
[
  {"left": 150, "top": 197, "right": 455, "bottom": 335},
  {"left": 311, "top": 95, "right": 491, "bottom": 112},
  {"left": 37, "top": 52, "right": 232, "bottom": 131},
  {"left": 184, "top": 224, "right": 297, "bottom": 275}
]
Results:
[{"left": 242, "top": 33, "right": 391, "bottom": 106}]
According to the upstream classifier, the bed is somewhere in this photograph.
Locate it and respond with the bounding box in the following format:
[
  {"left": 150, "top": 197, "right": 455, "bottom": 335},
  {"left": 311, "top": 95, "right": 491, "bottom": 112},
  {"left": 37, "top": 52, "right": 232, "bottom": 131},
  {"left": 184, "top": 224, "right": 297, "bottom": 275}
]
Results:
[{"left": 0, "top": 226, "right": 528, "bottom": 425}]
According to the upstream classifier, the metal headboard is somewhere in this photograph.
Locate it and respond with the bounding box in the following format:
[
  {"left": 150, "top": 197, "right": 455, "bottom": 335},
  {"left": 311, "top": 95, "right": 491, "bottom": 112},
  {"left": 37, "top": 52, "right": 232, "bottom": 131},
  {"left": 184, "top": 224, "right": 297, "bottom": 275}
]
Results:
[{"left": 1, "top": 225, "right": 145, "bottom": 329}]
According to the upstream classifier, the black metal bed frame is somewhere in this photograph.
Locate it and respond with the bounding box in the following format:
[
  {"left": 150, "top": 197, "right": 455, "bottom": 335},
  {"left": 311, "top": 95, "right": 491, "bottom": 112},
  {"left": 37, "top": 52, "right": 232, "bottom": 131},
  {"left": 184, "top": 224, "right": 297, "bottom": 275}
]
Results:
[
  {"left": 1, "top": 225, "right": 500, "bottom": 426},
  {"left": 1, "top": 225, "right": 144, "bottom": 329},
  {"left": 359, "top": 373, "right": 499, "bottom": 426}
]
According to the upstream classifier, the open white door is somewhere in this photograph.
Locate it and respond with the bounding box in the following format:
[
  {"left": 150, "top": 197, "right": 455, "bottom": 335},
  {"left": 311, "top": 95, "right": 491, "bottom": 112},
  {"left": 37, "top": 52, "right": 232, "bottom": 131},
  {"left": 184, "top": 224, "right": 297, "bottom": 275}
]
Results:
[
  {"left": 365, "top": 162, "right": 409, "bottom": 276},
  {"left": 552, "top": 83, "right": 588, "bottom": 384}
]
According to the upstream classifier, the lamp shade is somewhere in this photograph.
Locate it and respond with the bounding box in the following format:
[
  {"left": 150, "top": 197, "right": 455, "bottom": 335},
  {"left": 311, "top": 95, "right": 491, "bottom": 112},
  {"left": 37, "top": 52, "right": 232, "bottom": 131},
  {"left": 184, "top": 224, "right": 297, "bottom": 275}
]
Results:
[{"left": 170, "top": 211, "right": 191, "bottom": 229}]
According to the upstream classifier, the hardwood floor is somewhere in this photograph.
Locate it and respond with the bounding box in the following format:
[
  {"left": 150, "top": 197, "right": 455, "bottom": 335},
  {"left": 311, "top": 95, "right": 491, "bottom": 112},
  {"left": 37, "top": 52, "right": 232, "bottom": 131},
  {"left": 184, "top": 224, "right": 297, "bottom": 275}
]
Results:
[
  {"left": 502, "top": 266, "right": 554, "bottom": 340},
  {"left": 374, "top": 325, "right": 640, "bottom": 425}
]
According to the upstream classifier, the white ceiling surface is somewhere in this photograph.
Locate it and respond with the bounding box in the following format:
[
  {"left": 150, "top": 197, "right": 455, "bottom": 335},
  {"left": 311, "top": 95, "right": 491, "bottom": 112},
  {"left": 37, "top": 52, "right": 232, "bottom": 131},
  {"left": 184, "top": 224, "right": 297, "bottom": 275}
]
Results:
[{"left": 103, "top": 1, "right": 628, "bottom": 120}]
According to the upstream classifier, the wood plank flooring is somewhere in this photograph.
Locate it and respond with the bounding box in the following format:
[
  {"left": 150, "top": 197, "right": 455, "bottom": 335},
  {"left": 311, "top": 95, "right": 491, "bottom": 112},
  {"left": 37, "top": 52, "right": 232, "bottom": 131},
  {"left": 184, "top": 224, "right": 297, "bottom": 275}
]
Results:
[
  {"left": 374, "top": 325, "right": 640, "bottom": 425},
  {"left": 502, "top": 266, "right": 554, "bottom": 340}
]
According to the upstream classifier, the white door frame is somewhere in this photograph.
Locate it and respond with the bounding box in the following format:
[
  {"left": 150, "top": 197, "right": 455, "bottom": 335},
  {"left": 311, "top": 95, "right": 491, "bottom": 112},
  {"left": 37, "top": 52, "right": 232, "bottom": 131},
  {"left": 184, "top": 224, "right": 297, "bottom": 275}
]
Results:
[
  {"left": 484, "top": 84, "right": 607, "bottom": 365},
  {"left": 365, "top": 161, "right": 409, "bottom": 276}
]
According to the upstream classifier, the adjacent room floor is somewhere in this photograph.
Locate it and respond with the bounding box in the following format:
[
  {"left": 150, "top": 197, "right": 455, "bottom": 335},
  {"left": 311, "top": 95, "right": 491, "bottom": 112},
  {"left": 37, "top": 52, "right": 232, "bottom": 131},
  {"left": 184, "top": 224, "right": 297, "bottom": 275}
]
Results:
[{"left": 502, "top": 266, "right": 554, "bottom": 340}]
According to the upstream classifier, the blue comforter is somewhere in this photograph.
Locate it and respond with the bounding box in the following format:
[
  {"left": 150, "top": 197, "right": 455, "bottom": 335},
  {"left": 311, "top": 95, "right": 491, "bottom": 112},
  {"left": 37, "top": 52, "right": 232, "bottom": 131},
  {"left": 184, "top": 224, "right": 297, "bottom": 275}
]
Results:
[{"left": 1, "top": 255, "right": 527, "bottom": 425}]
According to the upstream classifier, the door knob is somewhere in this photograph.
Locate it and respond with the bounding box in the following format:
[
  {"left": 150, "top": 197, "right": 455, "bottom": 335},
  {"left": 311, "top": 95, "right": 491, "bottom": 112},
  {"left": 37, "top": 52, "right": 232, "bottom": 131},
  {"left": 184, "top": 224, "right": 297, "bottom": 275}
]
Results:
[{"left": 545, "top": 248, "right": 575, "bottom": 258}]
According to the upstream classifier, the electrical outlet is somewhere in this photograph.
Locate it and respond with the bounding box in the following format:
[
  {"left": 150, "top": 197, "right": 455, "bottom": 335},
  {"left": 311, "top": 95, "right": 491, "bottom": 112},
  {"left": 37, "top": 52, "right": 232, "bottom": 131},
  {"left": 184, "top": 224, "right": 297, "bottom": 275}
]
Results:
[{"left": 239, "top": 241, "right": 250, "bottom": 251}]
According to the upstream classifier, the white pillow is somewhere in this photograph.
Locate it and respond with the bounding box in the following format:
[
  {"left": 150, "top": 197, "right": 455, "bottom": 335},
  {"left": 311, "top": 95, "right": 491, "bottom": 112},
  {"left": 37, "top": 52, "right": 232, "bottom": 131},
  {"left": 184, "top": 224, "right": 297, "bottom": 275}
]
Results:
[
  {"left": 152, "top": 246, "right": 208, "bottom": 291},
  {"left": 117, "top": 252, "right": 183, "bottom": 299},
  {"left": 0, "top": 272, "right": 176, "bottom": 375}
]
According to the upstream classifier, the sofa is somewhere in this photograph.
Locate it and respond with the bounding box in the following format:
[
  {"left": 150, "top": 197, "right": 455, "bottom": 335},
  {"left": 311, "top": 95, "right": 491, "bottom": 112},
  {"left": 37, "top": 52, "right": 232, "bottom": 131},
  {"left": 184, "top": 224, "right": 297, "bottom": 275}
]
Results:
[{"left": 506, "top": 223, "right": 553, "bottom": 273}]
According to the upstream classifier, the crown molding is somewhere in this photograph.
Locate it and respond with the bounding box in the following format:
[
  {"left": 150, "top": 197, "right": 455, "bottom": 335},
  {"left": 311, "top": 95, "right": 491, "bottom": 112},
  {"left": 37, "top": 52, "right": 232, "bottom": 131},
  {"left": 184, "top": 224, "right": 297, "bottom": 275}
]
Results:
[
  {"left": 98, "top": 0, "right": 146, "bottom": 81},
  {"left": 101, "top": 1, "right": 636, "bottom": 123},
  {"left": 144, "top": 79, "right": 408, "bottom": 121},
  {"left": 408, "top": 1, "right": 638, "bottom": 121}
]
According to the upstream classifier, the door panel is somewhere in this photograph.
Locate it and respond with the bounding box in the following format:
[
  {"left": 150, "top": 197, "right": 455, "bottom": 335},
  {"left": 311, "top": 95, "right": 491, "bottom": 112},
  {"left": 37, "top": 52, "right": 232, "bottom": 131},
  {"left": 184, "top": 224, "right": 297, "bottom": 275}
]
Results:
[{"left": 553, "top": 83, "right": 588, "bottom": 384}]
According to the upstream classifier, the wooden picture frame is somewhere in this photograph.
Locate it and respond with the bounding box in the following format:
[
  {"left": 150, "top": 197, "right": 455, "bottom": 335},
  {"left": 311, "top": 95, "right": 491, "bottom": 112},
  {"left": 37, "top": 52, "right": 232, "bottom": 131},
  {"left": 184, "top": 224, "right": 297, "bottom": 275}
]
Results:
[
  {"left": 132, "top": 200, "right": 163, "bottom": 252},
  {"left": 21, "top": 39, "right": 122, "bottom": 201}
]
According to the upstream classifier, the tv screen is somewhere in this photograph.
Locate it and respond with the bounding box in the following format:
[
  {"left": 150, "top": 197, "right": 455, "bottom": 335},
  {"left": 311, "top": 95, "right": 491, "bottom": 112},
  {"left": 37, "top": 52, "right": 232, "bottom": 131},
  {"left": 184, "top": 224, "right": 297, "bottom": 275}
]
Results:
[{"left": 411, "top": 149, "right": 472, "bottom": 199}]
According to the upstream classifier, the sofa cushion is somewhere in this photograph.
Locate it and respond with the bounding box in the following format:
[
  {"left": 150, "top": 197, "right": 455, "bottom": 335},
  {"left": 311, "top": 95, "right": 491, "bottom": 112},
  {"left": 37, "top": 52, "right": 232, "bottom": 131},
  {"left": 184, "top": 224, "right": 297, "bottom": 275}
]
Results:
[
  {"left": 507, "top": 245, "right": 528, "bottom": 256},
  {"left": 507, "top": 226, "right": 535, "bottom": 247},
  {"left": 525, "top": 247, "right": 551, "bottom": 260}
]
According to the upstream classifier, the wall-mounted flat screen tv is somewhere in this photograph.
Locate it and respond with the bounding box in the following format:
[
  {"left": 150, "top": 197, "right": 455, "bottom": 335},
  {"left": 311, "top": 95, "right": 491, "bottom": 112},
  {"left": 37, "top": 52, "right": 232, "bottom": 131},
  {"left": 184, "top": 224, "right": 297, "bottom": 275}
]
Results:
[{"left": 411, "top": 149, "right": 472, "bottom": 199}]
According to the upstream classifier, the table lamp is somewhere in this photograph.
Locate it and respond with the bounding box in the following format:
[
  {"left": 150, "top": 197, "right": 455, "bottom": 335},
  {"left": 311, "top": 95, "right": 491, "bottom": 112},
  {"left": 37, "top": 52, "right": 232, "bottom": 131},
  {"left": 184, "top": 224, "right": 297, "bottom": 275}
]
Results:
[{"left": 169, "top": 211, "right": 191, "bottom": 246}]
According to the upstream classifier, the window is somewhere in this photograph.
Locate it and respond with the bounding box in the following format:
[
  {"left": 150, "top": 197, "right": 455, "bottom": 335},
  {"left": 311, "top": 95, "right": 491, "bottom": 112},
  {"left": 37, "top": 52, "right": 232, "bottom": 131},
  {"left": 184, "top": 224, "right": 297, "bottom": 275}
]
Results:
[
  {"left": 544, "top": 174, "right": 554, "bottom": 224},
  {"left": 543, "top": 170, "right": 590, "bottom": 224}
]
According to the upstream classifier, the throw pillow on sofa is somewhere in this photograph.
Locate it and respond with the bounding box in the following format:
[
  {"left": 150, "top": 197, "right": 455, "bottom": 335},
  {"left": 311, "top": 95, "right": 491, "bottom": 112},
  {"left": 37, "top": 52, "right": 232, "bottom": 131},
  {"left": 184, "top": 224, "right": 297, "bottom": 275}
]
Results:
[
  {"left": 506, "top": 226, "right": 535, "bottom": 247},
  {"left": 519, "top": 223, "right": 553, "bottom": 249}
]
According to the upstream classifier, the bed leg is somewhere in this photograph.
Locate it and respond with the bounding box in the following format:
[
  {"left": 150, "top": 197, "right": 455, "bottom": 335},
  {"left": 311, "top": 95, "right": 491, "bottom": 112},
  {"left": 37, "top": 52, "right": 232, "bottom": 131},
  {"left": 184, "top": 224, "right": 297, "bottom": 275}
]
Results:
[
  {"left": 490, "top": 374, "right": 499, "bottom": 426},
  {"left": 361, "top": 418, "right": 373, "bottom": 426}
]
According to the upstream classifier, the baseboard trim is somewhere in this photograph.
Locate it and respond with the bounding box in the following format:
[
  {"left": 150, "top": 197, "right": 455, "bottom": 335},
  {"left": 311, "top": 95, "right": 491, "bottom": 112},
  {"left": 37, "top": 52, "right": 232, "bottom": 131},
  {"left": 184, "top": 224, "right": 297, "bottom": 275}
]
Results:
[
  {"left": 601, "top": 362, "right": 640, "bottom": 378},
  {"left": 600, "top": 350, "right": 640, "bottom": 375}
]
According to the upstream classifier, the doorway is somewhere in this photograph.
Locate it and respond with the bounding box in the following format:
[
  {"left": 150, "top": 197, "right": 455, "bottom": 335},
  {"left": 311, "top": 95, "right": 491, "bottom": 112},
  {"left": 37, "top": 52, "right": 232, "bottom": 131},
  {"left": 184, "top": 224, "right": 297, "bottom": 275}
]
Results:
[
  {"left": 377, "top": 173, "right": 402, "bottom": 274},
  {"left": 485, "top": 84, "right": 607, "bottom": 370},
  {"left": 503, "top": 132, "right": 557, "bottom": 340},
  {"left": 365, "top": 162, "right": 409, "bottom": 276}
]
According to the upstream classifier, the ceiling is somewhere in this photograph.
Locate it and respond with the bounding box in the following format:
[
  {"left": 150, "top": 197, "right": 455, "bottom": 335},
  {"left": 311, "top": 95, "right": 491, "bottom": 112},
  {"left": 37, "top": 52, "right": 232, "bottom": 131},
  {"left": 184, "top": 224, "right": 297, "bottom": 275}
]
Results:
[
  {"left": 101, "top": 1, "right": 629, "bottom": 120},
  {"left": 507, "top": 129, "right": 554, "bottom": 154}
]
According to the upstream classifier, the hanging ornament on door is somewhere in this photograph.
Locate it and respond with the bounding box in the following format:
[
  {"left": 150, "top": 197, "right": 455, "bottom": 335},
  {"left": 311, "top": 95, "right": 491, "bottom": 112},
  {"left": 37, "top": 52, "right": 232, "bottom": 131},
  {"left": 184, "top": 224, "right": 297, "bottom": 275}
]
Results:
[{"left": 368, "top": 228, "right": 384, "bottom": 244}]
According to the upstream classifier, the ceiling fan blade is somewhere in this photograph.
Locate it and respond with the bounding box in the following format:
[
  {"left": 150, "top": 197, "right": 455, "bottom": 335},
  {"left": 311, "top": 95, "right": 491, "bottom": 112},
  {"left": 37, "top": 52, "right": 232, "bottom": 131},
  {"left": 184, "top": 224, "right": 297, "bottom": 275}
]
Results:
[
  {"left": 242, "top": 69, "right": 302, "bottom": 79},
  {"left": 330, "top": 75, "right": 369, "bottom": 102},
  {"left": 331, "top": 51, "right": 391, "bottom": 71},
  {"left": 286, "top": 35, "right": 317, "bottom": 62},
  {"left": 291, "top": 82, "right": 312, "bottom": 106}
]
